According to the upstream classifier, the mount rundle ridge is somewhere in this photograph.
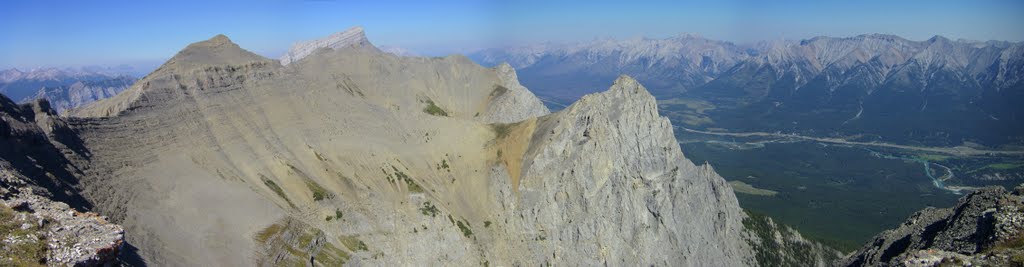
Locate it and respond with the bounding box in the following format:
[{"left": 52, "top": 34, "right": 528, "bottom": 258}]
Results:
[{"left": 279, "top": 26, "right": 377, "bottom": 65}]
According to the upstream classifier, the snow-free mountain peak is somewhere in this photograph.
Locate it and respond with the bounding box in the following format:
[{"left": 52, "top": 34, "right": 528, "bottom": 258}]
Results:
[
  {"left": 73, "top": 34, "right": 276, "bottom": 117},
  {"left": 163, "top": 34, "right": 272, "bottom": 70}
]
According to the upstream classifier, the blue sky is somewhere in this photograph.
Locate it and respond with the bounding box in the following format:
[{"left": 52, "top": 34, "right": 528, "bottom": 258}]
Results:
[{"left": 1, "top": 0, "right": 1022, "bottom": 69}]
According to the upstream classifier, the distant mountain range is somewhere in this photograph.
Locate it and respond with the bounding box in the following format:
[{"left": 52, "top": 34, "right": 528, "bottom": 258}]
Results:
[
  {"left": 470, "top": 34, "right": 1024, "bottom": 147},
  {"left": 0, "top": 67, "right": 138, "bottom": 114}
]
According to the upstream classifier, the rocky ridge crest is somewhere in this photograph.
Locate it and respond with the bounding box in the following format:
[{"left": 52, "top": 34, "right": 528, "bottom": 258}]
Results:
[
  {"left": 842, "top": 185, "right": 1024, "bottom": 266},
  {"left": 280, "top": 26, "right": 377, "bottom": 65},
  {"left": 0, "top": 95, "right": 123, "bottom": 266}
]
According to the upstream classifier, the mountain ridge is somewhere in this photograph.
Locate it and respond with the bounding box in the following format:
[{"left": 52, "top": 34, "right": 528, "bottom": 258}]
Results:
[
  {"left": 279, "top": 26, "right": 378, "bottom": 65},
  {"left": 470, "top": 33, "right": 1024, "bottom": 147},
  {"left": 26, "top": 29, "right": 843, "bottom": 266},
  {"left": 0, "top": 67, "right": 138, "bottom": 113}
]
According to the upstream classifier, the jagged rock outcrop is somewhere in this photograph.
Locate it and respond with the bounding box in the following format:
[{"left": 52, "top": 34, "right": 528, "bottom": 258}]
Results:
[
  {"left": 486, "top": 75, "right": 753, "bottom": 265},
  {"left": 479, "top": 63, "right": 550, "bottom": 123},
  {"left": 0, "top": 94, "right": 124, "bottom": 266},
  {"left": 279, "top": 26, "right": 378, "bottom": 65},
  {"left": 842, "top": 185, "right": 1024, "bottom": 266},
  {"left": 0, "top": 174, "right": 124, "bottom": 266}
]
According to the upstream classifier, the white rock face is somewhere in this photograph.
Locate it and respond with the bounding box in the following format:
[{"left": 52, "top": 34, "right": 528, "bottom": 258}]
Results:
[
  {"left": 505, "top": 75, "right": 751, "bottom": 265},
  {"left": 279, "top": 26, "right": 377, "bottom": 65},
  {"left": 480, "top": 63, "right": 550, "bottom": 123}
]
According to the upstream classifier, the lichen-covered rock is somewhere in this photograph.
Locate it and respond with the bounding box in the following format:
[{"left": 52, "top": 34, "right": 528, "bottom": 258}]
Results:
[
  {"left": 841, "top": 185, "right": 1024, "bottom": 266},
  {"left": 1, "top": 93, "right": 124, "bottom": 266},
  {"left": 1, "top": 168, "right": 123, "bottom": 267}
]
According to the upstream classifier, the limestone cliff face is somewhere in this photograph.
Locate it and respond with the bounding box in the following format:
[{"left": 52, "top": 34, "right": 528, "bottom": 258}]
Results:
[
  {"left": 480, "top": 63, "right": 550, "bottom": 123},
  {"left": 501, "top": 75, "right": 752, "bottom": 265}
]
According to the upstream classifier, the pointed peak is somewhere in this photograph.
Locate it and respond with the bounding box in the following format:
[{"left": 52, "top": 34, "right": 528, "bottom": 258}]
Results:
[
  {"left": 183, "top": 34, "right": 238, "bottom": 51},
  {"left": 158, "top": 34, "right": 271, "bottom": 71},
  {"left": 208, "top": 34, "right": 232, "bottom": 44},
  {"left": 568, "top": 75, "right": 655, "bottom": 112},
  {"left": 494, "top": 62, "right": 517, "bottom": 80},
  {"left": 928, "top": 35, "right": 951, "bottom": 44},
  {"left": 609, "top": 75, "right": 650, "bottom": 96},
  {"left": 491, "top": 62, "right": 529, "bottom": 94}
]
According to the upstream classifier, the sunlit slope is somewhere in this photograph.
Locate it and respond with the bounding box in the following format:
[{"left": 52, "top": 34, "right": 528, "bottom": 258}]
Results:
[{"left": 66, "top": 32, "right": 767, "bottom": 266}]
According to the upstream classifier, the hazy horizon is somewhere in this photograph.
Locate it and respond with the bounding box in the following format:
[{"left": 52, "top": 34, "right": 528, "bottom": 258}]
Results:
[{"left": 2, "top": 0, "right": 1022, "bottom": 69}]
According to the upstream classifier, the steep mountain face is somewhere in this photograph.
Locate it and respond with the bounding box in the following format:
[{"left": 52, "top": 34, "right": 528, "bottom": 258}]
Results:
[
  {"left": 12, "top": 29, "right": 844, "bottom": 266},
  {"left": 473, "top": 34, "right": 1024, "bottom": 147},
  {"left": 0, "top": 68, "right": 136, "bottom": 114},
  {"left": 842, "top": 185, "right": 1024, "bottom": 266},
  {"left": 0, "top": 95, "right": 124, "bottom": 266},
  {"left": 279, "top": 26, "right": 378, "bottom": 65},
  {"left": 488, "top": 75, "right": 751, "bottom": 265}
]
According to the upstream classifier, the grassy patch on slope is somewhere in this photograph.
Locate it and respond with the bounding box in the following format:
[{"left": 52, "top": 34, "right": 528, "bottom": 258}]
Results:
[
  {"left": 304, "top": 178, "right": 332, "bottom": 201},
  {"left": 340, "top": 235, "right": 369, "bottom": 251},
  {"left": 260, "top": 175, "right": 296, "bottom": 208},
  {"left": 0, "top": 204, "right": 47, "bottom": 267},
  {"left": 423, "top": 99, "right": 448, "bottom": 116}
]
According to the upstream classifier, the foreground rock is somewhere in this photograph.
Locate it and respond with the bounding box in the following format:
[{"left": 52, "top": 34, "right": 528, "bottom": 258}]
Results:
[
  {"left": 0, "top": 96, "right": 124, "bottom": 266},
  {"left": 842, "top": 185, "right": 1024, "bottom": 266}
]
